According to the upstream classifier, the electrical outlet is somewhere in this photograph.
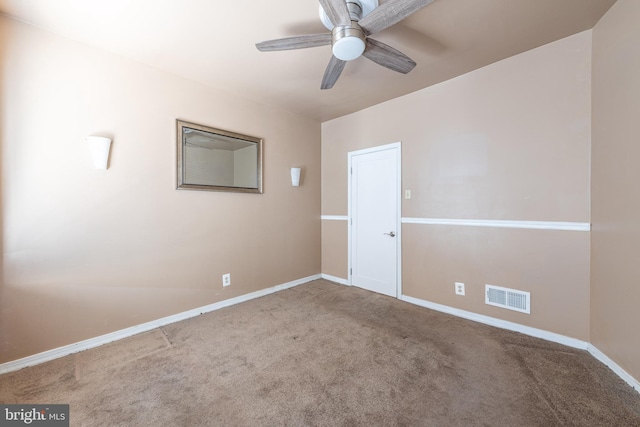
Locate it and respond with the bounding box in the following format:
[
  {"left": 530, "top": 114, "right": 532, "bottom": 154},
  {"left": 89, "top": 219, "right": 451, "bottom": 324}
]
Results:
[
  {"left": 222, "top": 273, "right": 231, "bottom": 287},
  {"left": 405, "top": 189, "right": 412, "bottom": 199},
  {"left": 455, "top": 282, "right": 465, "bottom": 296}
]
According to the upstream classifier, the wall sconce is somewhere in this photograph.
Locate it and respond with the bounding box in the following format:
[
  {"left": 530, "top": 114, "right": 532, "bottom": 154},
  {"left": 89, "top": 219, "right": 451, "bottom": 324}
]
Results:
[
  {"left": 290, "top": 167, "right": 302, "bottom": 187},
  {"left": 86, "top": 136, "right": 112, "bottom": 170}
]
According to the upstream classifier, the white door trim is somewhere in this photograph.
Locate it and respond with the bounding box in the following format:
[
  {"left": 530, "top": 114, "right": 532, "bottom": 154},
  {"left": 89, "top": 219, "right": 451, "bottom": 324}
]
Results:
[{"left": 348, "top": 142, "right": 402, "bottom": 297}]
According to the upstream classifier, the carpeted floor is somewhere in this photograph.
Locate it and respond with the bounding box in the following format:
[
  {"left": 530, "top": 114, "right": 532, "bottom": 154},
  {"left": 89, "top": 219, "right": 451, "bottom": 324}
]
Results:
[{"left": 1, "top": 279, "right": 639, "bottom": 426}]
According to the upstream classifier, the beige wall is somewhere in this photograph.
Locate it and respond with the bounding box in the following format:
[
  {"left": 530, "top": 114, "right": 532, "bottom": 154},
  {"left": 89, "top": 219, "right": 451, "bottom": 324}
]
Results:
[
  {"left": 591, "top": 0, "right": 640, "bottom": 380},
  {"left": 0, "top": 15, "right": 321, "bottom": 363},
  {"left": 322, "top": 31, "right": 592, "bottom": 340},
  {"left": 321, "top": 220, "right": 348, "bottom": 279}
]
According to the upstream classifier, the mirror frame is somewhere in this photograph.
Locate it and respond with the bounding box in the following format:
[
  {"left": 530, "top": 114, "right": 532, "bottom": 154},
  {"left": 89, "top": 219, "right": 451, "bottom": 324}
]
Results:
[{"left": 176, "top": 119, "right": 263, "bottom": 193}]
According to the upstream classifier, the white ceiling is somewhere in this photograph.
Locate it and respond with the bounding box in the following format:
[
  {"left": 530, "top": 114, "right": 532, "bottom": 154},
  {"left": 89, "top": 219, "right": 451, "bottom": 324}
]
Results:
[{"left": 0, "top": 0, "right": 616, "bottom": 122}]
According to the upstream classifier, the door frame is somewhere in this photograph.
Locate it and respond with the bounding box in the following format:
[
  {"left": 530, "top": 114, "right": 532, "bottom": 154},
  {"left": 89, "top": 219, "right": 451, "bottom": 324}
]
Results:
[{"left": 347, "top": 142, "right": 402, "bottom": 298}]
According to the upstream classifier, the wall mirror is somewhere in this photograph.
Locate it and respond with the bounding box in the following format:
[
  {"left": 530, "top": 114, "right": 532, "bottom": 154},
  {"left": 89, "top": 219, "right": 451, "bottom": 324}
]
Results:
[{"left": 176, "top": 120, "right": 263, "bottom": 193}]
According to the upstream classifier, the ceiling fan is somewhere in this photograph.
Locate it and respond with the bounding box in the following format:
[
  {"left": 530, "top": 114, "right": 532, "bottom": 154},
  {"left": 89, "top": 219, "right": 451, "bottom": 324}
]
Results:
[{"left": 256, "top": 0, "right": 434, "bottom": 89}]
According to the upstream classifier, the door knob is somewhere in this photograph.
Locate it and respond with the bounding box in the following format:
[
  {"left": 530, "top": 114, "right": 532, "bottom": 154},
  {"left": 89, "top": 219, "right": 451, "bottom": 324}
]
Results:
[{"left": 384, "top": 231, "right": 396, "bottom": 237}]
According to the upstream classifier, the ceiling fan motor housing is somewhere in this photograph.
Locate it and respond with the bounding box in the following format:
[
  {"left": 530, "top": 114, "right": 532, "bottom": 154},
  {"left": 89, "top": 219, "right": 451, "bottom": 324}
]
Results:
[
  {"left": 318, "top": 0, "right": 380, "bottom": 61},
  {"left": 319, "top": 0, "right": 379, "bottom": 30},
  {"left": 332, "top": 23, "right": 366, "bottom": 61},
  {"left": 346, "top": 1, "right": 363, "bottom": 20}
]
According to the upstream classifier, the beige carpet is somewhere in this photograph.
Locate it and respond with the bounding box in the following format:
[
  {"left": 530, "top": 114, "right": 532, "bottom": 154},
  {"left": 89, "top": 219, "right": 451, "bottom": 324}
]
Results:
[{"left": 1, "top": 280, "right": 639, "bottom": 426}]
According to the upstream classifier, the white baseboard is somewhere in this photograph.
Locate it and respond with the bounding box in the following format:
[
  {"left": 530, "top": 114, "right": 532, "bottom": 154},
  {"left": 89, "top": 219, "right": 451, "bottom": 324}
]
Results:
[
  {"left": 320, "top": 273, "right": 349, "bottom": 286},
  {"left": 400, "top": 295, "right": 589, "bottom": 349},
  {"left": 0, "top": 274, "right": 321, "bottom": 375},
  {"left": 588, "top": 344, "right": 640, "bottom": 394}
]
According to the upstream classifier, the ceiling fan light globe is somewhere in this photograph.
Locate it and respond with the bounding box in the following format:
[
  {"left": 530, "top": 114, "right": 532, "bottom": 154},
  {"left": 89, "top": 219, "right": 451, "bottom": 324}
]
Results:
[{"left": 332, "top": 37, "right": 365, "bottom": 61}]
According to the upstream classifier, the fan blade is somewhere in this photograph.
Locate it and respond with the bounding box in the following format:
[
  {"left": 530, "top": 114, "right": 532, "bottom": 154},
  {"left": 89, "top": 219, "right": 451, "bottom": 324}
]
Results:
[
  {"left": 359, "top": 0, "right": 434, "bottom": 35},
  {"left": 321, "top": 56, "right": 347, "bottom": 90},
  {"left": 363, "top": 38, "right": 416, "bottom": 74},
  {"left": 319, "top": 0, "right": 351, "bottom": 27},
  {"left": 256, "top": 34, "right": 332, "bottom": 51}
]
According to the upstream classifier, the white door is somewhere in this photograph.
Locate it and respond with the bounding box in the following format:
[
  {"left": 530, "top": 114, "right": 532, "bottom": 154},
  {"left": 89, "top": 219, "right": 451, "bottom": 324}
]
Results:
[{"left": 349, "top": 143, "right": 401, "bottom": 298}]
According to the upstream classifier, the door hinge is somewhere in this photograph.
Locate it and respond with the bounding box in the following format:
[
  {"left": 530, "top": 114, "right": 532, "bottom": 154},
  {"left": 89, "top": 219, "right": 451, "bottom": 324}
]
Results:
[{"left": 350, "top": 268, "right": 352, "bottom": 275}]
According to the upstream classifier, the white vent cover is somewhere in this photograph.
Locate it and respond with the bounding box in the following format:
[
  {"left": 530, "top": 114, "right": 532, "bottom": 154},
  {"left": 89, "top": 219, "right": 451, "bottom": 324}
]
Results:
[{"left": 485, "top": 284, "right": 530, "bottom": 314}]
